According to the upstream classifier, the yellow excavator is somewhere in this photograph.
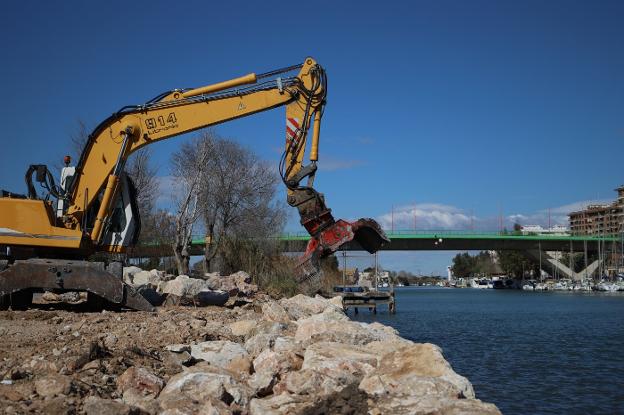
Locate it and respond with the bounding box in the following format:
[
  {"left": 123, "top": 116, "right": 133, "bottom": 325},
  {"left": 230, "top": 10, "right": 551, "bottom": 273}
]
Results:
[{"left": 0, "top": 57, "right": 388, "bottom": 310}]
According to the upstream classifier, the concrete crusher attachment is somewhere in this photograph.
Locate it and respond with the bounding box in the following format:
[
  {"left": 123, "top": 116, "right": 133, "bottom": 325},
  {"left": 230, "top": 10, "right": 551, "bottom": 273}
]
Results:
[
  {"left": 0, "top": 259, "right": 155, "bottom": 311},
  {"left": 295, "top": 218, "right": 389, "bottom": 293}
]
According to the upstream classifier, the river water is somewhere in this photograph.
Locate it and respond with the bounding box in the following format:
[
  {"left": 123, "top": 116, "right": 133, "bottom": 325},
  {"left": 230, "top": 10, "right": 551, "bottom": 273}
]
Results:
[{"left": 350, "top": 287, "right": 624, "bottom": 415}]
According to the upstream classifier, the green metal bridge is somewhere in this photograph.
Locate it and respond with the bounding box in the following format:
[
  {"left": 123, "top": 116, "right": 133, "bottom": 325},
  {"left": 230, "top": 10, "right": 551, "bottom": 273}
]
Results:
[
  {"left": 127, "top": 230, "right": 621, "bottom": 280},
  {"left": 275, "top": 230, "right": 618, "bottom": 253},
  {"left": 127, "top": 230, "right": 619, "bottom": 258}
]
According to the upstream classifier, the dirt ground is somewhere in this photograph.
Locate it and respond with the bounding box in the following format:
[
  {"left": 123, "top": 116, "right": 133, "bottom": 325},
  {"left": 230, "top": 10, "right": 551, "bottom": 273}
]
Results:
[{"left": 0, "top": 298, "right": 262, "bottom": 414}]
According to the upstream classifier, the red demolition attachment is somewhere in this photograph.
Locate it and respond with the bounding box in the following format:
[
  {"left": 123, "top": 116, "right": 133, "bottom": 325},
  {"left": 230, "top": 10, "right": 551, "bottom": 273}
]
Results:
[
  {"left": 296, "top": 217, "right": 389, "bottom": 290},
  {"left": 287, "top": 184, "right": 388, "bottom": 291}
]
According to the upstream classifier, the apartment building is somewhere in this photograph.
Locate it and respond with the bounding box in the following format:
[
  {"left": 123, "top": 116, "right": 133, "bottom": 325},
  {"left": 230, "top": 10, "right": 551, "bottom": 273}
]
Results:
[{"left": 569, "top": 186, "right": 624, "bottom": 236}]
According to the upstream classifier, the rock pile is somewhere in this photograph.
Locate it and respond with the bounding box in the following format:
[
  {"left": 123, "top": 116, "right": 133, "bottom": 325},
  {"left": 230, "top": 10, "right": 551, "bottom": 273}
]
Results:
[
  {"left": 205, "top": 270, "right": 259, "bottom": 298},
  {"left": 121, "top": 267, "right": 260, "bottom": 307},
  {"left": 1, "top": 290, "right": 501, "bottom": 414},
  {"left": 40, "top": 267, "right": 259, "bottom": 308}
]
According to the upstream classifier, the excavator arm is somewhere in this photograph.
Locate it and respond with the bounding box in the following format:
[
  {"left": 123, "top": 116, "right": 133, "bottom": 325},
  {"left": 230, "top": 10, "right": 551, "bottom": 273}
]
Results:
[
  {"left": 66, "top": 59, "right": 318, "bottom": 239},
  {"left": 65, "top": 57, "right": 387, "bottom": 280}
]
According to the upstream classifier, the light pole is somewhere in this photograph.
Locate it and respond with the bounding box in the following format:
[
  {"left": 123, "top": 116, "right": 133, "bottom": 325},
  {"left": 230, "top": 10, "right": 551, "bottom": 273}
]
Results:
[
  {"left": 342, "top": 250, "right": 347, "bottom": 289},
  {"left": 374, "top": 251, "right": 379, "bottom": 290}
]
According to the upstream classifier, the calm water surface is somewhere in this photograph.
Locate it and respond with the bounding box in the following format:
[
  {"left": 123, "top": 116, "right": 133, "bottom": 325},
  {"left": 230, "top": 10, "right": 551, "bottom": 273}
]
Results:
[{"left": 351, "top": 287, "right": 624, "bottom": 415}]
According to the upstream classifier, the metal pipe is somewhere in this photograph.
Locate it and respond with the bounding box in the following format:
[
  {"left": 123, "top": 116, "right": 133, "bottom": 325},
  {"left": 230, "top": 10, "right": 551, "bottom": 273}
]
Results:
[
  {"left": 91, "top": 131, "right": 131, "bottom": 243},
  {"left": 584, "top": 239, "right": 588, "bottom": 281},
  {"left": 91, "top": 175, "right": 118, "bottom": 242},
  {"left": 256, "top": 63, "right": 302, "bottom": 79},
  {"left": 569, "top": 240, "right": 573, "bottom": 277},
  {"left": 310, "top": 110, "right": 321, "bottom": 161},
  {"left": 375, "top": 251, "right": 379, "bottom": 289},
  {"left": 113, "top": 131, "right": 131, "bottom": 176},
  {"left": 342, "top": 250, "right": 347, "bottom": 289},
  {"left": 181, "top": 73, "right": 258, "bottom": 98},
  {"left": 539, "top": 241, "right": 542, "bottom": 282}
]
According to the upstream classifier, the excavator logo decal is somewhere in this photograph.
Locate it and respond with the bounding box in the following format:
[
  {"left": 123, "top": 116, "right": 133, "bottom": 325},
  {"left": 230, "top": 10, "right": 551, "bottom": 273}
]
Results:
[
  {"left": 145, "top": 112, "right": 179, "bottom": 135},
  {"left": 286, "top": 117, "right": 300, "bottom": 143}
]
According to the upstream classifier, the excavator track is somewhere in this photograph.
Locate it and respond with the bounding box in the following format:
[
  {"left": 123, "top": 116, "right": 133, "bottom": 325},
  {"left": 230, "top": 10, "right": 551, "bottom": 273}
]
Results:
[{"left": 0, "top": 259, "right": 154, "bottom": 311}]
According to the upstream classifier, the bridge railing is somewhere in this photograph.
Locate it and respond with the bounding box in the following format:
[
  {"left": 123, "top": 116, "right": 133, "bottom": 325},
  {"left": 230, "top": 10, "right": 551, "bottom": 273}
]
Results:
[
  {"left": 276, "top": 229, "right": 551, "bottom": 238},
  {"left": 274, "top": 229, "right": 619, "bottom": 241},
  {"left": 176, "top": 229, "right": 620, "bottom": 246}
]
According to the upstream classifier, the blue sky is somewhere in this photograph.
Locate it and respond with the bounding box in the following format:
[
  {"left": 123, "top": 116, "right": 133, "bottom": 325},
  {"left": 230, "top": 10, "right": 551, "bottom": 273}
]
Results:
[{"left": 1, "top": 0, "right": 622, "bottom": 274}]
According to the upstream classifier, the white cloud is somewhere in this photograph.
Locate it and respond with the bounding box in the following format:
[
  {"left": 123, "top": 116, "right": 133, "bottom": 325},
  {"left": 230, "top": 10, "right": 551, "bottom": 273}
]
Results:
[
  {"left": 377, "top": 203, "right": 474, "bottom": 230},
  {"left": 507, "top": 199, "right": 611, "bottom": 228},
  {"left": 376, "top": 199, "right": 614, "bottom": 232}
]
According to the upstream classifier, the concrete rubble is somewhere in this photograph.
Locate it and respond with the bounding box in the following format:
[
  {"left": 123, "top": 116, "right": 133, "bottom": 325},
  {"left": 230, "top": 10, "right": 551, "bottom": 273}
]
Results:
[{"left": 0, "top": 269, "right": 501, "bottom": 415}]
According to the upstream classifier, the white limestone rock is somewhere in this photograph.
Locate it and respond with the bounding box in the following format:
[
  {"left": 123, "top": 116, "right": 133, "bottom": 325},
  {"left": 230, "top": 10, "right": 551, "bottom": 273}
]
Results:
[
  {"left": 253, "top": 349, "right": 302, "bottom": 377},
  {"left": 358, "top": 343, "right": 476, "bottom": 401},
  {"left": 159, "top": 364, "right": 252, "bottom": 410},
  {"left": 229, "top": 319, "right": 258, "bottom": 338},
  {"left": 302, "top": 341, "right": 378, "bottom": 377},
  {"left": 261, "top": 301, "right": 291, "bottom": 324},
  {"left": 190, "top": 341, "right": 252, "bottom": 374},
  {"left": 159, "top": 275, "right": 208, "bottom": 297},
  {"left": 295, "top": 317, "right": 400, "bottom": 346},
  {"left": 280, "top": 294, "right": 341, "bottom": 320}
]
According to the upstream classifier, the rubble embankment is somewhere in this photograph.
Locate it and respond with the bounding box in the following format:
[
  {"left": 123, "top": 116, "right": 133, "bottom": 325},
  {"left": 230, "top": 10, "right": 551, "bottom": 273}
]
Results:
[{"left": 0, "top": 269, "right": 501, "bottom": 414}]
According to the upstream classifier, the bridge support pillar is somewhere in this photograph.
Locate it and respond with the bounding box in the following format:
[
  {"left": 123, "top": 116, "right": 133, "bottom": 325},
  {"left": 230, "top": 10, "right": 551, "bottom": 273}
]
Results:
[{"left": 525, "top": 250, "right": 601, "bottom": 281}]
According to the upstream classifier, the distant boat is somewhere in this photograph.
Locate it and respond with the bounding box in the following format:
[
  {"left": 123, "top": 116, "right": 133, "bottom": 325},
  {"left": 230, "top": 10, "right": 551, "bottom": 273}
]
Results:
[
  {"left": 333, "top": 285, "right": 366, "bottom": 293},
  {"left": 492, "top": 280, "right": 505, "bottom": 289},
  {"left": 470, "top": 278, "right": 491, "bottom": 289},
  {"left": 593, "top": 282, "right": 620, "bottom": 292}
]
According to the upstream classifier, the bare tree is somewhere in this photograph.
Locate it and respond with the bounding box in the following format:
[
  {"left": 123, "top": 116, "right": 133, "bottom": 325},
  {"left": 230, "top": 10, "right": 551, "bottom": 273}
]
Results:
[
  {"left": 69, "top": 119, "right": 90, "bottom": 161},
  {"left": 141, "top": 209, "right": 175, "bottom": 244},
  {"left": 196, "top": 132, "right": 285, "bottom": 272},
  {"left": 126, "top": 147, "right": 158, "bottom": 215},
  {"left": 169, "top": 140, "right": 211, "bottom": 275},
  {"left": 169, "top": 130, "right": 285, "bottom": 275},
  {"left": 50, "top": 119, "right": 90, "bottom": 172}
]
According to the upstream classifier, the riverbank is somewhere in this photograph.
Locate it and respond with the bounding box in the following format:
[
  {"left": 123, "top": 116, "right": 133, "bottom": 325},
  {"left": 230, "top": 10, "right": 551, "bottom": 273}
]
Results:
[
  {"left": 0, "top": 290, "right": 500, "bottom": 414},
  {"left": 352, "top": 287, "right": 624, "bottom": 415}
]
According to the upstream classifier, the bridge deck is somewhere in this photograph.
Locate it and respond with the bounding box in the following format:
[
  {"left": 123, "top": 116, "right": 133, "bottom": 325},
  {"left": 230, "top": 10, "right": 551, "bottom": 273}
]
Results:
[
  {"left": 128, "top": 231, "right": 619, "bottom": 258},
  {"left": 276, "top": 230, "right": 618, "bottom": 252}
]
